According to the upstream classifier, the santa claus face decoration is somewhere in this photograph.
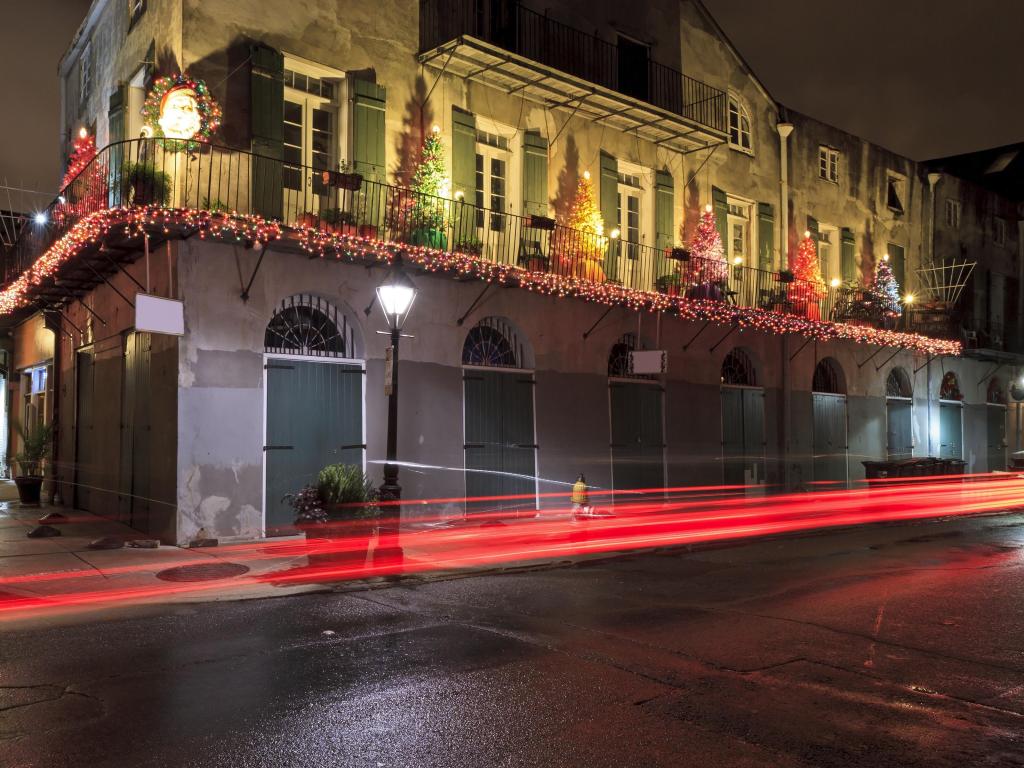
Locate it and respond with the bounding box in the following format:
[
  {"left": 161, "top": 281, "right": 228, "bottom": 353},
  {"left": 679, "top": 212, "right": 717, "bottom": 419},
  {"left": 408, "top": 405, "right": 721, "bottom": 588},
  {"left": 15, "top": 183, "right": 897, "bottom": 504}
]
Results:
[{"left": 158, "top": 86, "right": 202, "bottom": 140}]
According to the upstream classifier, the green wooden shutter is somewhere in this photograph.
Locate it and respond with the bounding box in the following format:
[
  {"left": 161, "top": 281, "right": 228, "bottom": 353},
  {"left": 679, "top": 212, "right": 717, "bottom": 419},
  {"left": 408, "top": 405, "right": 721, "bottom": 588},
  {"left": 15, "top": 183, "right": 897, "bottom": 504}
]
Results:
[
  {"left": 352, "top": 79, "right": 387, "bottom": 182},
  {"left": 522, "top": 130, "right": 548, "bottom": 218},
  {"left": 250, "top": 43, "right": 284, "bottom": 220},
  {"left": 108, "top": 85, "right": 125, "bottom": 142},
  {"left": 840, "top": 227, "right": 856, "bottom": 282},
  {"left": 712, "top": 186, "right": 728, "bottom": 247},
  {"left": 806, "top": 215, "right": 819, "bottom": 256},
  {"left": 887, "top": 242, "right": 906, "bottom": 294},
  {"left": 451, "top": 107, "right": 476, "bottom": 201},
  {"left": 107, "top": 85, "right": 126, "bottom": 204},
  {"left": 757, "top": 202, "right": 774, "bottom": 271},
  {"left": 654, "top": 170, "right": 674, "bottom": 280},
  {"left": 600, "top": 153, "right": 619, "bottom": 281}
]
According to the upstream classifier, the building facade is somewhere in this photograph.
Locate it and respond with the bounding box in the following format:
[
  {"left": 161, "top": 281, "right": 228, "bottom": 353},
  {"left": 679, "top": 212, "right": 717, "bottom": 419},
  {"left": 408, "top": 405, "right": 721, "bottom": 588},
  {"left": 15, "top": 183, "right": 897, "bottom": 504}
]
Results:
[{"left": 3, "top": 0, "right": 1020, "bottom": 544}]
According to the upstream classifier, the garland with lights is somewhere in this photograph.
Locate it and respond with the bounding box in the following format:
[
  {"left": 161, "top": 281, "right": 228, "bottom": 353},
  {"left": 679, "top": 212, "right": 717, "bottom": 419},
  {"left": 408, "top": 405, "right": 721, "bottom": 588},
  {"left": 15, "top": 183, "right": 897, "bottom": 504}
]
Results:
[
  {"left": 1, "top": 204, "right": 960, "bottom": 358},
  {"left": 142, "top": 73, "right": 222, "bottom": 151}
]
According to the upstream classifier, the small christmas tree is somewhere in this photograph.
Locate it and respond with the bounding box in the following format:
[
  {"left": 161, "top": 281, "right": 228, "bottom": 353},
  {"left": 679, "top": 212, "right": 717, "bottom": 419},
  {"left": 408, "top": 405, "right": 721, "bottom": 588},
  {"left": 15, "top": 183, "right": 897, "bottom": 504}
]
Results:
[
  {"left": 555, "top": 171, "right": 607, "bottom": 281},
  {"left": 789, "top": 231, "right": 827, "bottom": 307},
  {"left": 55, "top": 129, "right": 107, "bottom": 223},
  {"left": 870, "top": 254, "right": 902, "bottom": 315},
  {"left": 61, "top": 130, "right": 98, "bottom": 190},
  {"left": 407, "top": 125, "right": 451, "bottom": 239},
  {"left": 689, "top": 204, "right": 727, "bottom": 284}
]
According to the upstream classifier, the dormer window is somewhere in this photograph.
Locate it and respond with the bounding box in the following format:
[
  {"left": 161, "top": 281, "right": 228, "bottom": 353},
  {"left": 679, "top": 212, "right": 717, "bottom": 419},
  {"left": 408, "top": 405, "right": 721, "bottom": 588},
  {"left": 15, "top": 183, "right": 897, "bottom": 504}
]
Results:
[
  {"left": 886, "top": 173, "right": 905, "bottom": 214},
  {"left": 728, "top": 96, "right": 752, "bottom": 153},
  {"left": 818, "top": 146, "right": 839, "bottom": 184}
]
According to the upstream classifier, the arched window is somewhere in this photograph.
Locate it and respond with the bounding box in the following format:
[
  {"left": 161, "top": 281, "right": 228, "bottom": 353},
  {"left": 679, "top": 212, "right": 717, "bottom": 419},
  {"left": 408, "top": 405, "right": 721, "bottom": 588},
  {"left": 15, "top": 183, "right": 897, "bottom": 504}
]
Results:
[
  {"left": 886, "top": 367, "right": 912, "bottom": 399},
  {"left": 812, "top": 358, "right": 844, "bottom": 394},
  {"left": 728, "top": 95, "right": 752, "bottom": 153},
  {"left": 721, "top": 348, "right": 756, "bottom": 386},
  {"left": 987, "top": 377, "right": 1006, "bottom": 405},
  {"left": 607, "top": 333, "right": 655, "bottom": 379},
  {"left": 264, "top": 294, "right": 355, "bottom": 357},
  {"left": 939, "top": 371, "right": 962, "bottom": 401},
  {"left": 462, "top": 317, "right": 523, "bottom": 368}
]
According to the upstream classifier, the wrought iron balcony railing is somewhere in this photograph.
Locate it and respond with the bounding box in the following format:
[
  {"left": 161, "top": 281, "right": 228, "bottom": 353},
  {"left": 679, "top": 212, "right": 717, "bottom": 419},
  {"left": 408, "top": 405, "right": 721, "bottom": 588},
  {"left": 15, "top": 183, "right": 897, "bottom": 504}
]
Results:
[
  {"left": 10, "top": 138, "right": 855, "bottom": 328},
  {"left": 419, "top": 0, "right": 727, "bottom": 134}
]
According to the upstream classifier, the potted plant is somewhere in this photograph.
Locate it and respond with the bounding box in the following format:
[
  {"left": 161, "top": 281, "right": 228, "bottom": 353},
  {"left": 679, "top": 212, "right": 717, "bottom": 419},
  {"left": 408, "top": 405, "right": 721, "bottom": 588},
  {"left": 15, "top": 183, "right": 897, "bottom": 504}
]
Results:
[
  {"left": 454, "top": 238, "right": 483, "bottom": 257},
  {"left": 13, "top": 421, "right": 53, "bottom": 506},
  {"left": 778, "top": 269, "right": 795, "bottom": 284},
  {"left": 117, "top": 162, "right": 172, "bottom": 206},
  {"left": 321, "top": 208, "right": 359, "bottom": 236},
  {"left": 655, "top": 273, "right": 682, "bottom": 296}
]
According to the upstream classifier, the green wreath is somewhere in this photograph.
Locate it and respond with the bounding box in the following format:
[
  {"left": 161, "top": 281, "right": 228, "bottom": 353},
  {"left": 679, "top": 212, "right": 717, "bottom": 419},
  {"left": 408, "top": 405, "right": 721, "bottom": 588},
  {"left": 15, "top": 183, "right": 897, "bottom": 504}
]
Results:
[{"left": 142, "top": 74, "right": 222, "bottom": 151}]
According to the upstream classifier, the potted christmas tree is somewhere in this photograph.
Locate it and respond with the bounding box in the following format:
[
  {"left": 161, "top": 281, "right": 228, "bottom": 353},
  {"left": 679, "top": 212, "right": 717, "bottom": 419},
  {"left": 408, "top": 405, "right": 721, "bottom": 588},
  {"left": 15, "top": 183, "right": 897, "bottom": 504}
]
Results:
[
  {"left": 552, "top": 171, "right": 607, "bottom": 282},
  {"left": 13, "top": 421, "right": 53, "bottom": 506},
  {"left": 687, "top": 204, "right": 728, "bottom": 300},
  {"left": 408, "top": 126, "right": 450, "bottom": 250},
  {"left": 788, "top": 231, "right": 827, "bottom": 318},
  {"left": 869, "top": 253, "right": 903, "bottom": 326}
]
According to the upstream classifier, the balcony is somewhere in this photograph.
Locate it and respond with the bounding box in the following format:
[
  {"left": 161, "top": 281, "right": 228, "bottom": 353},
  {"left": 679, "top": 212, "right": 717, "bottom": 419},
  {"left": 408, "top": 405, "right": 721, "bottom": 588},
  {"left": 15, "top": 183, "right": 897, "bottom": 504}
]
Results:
[
  {"left": 418, "top": 0, "right": 727, "bottom": 151},
  {"left": 1, "top": 139, "right": 959, "bottom": 357}
]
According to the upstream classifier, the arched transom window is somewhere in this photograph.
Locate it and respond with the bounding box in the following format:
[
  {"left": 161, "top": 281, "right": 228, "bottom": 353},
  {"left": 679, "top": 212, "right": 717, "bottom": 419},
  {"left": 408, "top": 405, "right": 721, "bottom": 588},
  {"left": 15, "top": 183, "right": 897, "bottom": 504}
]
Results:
[
  {"left": 812, "top": 358, "right": 844, "bottom": 394},
  {"left": 728, "top": 95, "right": 752, "bottom": 153},
  {"left": 265, "top": 294, "right": 355, "bottom": 358},
  {"left": 939, "top": 371, "right": 962, "bottom": 401},
  {"left": 987, "top": 377, "right": 1006, "bottom": 405},
  {"left": 462, "top": 317, "right": 524, "bottom": 368},
  {"left": 608, "top": 333, "right": 655, "bottom": 379},
  {"left": 721, "top": 348, "right": 756, "bottom": 387},
  {"left": 886, "top": 368, "right": 912, "bottom": 399}
]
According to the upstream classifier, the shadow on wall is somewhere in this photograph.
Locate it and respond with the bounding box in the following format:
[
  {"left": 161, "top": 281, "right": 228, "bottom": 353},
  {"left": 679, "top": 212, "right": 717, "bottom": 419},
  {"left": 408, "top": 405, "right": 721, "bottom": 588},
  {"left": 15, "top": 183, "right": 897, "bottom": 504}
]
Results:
[
  {"left": 861, "top": 218, "right": 875, "bottom": 283},
  {"left": 173, "top": 39, "right": 251, "bottom": 149},
  {"left": 394, "top": 76, "right": 433, "bottom": 188},
  {"left": 550, "top": 133, "right": 579, "bottom": 223},
  {"left": 683, "top": 178, "right": 702, "bottom": 242}
]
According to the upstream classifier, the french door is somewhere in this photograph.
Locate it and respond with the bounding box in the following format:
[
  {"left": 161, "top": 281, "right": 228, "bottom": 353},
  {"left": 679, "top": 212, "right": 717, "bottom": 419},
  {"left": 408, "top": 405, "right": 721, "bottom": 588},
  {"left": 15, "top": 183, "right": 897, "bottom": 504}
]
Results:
[
  {"left": 475, "top": 145, "right": 509, "bottom": 252},
  {"left": 283, "top": 95, "right": 336, "bottom": 224}
]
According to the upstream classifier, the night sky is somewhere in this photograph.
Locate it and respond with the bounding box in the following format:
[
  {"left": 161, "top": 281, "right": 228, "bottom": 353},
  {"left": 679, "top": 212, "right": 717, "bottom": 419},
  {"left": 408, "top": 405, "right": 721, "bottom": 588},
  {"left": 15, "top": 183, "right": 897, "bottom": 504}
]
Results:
[{"left": 1, "top": 0, "right": 1020, "bottom": 205}]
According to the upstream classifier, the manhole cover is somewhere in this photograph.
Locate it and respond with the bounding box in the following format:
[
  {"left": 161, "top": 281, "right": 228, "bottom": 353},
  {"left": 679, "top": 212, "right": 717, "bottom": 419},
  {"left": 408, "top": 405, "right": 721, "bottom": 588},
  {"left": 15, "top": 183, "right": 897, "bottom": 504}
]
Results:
[{"left": 155, "top": 563, "right": 250, "bottom": 582}]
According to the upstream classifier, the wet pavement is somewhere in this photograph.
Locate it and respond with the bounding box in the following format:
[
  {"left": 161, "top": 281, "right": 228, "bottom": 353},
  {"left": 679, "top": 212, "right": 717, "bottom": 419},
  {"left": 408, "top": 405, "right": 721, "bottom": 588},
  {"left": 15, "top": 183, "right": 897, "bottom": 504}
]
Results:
[{"left": 3, "top": 512, "right": 1024, "bottom": 767}]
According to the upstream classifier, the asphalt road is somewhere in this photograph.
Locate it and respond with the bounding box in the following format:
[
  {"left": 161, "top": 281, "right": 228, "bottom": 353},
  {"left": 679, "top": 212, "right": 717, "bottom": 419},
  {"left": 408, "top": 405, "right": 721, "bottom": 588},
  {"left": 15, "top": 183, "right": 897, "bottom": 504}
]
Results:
[{"left": 3, "top": 513, "right": 1024, "bottom": 767}]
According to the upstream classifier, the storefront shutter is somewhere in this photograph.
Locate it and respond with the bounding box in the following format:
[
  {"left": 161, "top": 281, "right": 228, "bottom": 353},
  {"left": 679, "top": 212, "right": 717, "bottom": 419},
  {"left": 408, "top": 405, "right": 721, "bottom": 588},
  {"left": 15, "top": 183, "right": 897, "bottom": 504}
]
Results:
[
  {"left": 522, "top": 130, "right": 548, "bottom": 218},
  {"left": 757, "top": 202, "right": 774, "bottom": 271},
  {"left": 712, "top": 186, "right": 728, "bottom": 247},
  {"left": 840, "top": 227, "right": 856, "bottom": 282},
  {"left": 451, "top": 107, "right": 476, "bottom": 201},
  {"left": 250, "top": 43, "right": 284, "bottom": 220},
  {"left": 351, "top": 79, "right": 387, "bottom": 182},
  {"left": 599, "top": 153, "right": 618, "bottom": 281}
]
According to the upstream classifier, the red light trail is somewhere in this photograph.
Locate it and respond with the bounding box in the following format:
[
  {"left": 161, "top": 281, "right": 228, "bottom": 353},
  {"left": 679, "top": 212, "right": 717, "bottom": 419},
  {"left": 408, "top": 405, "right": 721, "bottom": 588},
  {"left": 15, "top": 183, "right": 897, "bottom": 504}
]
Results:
[{"left": 1, "top": 474, "right": 1021, "bottom": 619}]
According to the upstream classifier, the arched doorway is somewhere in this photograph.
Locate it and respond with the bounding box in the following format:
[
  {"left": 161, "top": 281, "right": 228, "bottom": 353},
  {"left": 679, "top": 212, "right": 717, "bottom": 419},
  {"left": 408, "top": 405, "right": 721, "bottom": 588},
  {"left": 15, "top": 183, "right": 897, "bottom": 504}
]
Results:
[
  {"left": 263, "top": 294, "right": 364, "bottom": 535},
  {"left": 608, "top": 333, "right": 665, "bottom": 492},
  {"left": 812, "top": 357, "right": 848, "bottom": 484},
  {"left": 462, "top": 317, "right": 537, "bottom": 513},
  {"left": 720, "top": 348, "right": 765, "bottom": 486},
  {"left": 938, "top": 371, "right": 963, "bottom": 460},
  {"left": 986, "top": 377, "right": 1007, "bottom": 471},
  {"left": 885, "top": 367, "right": 913, "bottom": 459}
]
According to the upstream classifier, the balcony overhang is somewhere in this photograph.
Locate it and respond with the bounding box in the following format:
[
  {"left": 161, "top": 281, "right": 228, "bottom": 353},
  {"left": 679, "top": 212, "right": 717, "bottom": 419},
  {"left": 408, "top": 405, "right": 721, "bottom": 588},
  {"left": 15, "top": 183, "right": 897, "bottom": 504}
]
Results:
[{"left": 419, "top": 36, "right": 727, "bottom": 154}]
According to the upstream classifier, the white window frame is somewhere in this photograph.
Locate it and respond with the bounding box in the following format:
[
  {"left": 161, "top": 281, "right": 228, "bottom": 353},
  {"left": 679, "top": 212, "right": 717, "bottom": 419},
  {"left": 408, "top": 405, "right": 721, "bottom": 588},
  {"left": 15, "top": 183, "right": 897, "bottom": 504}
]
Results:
[
  {"left": 886, "top": 172, "right": 906, "bottom": 214},
  {"left": 945, "top": 199, "right": 961, "bottom": 229},
  {"left": 129, "top": 0, "right": 146, "bottom": 27},
  {"left": 816, "top": 223, "right": 840, "bottom": 282},
  {"left": 80, "top": 41, "right": 93, "bottom": 103},
  {"left": 473, "top": 117, "right": 520, "bottom": 243},
  {"left": 725, "top": 196, "right": 753, "bottom": 264},
  {"left": 819, "top": 146, "right": 840, "bottom": 184},
  {"left": 727, "top": 95, "right": 753, "bottom": 154},
  {"left": 995, "top": 217, "right": 1007, "bottom": 246}
]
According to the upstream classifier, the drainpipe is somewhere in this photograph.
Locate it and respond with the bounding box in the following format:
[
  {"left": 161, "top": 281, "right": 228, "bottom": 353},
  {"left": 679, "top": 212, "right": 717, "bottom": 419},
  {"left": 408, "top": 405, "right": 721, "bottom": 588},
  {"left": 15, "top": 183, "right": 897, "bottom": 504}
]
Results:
[
  {"left": 776, "top": 123, "right": 794, "bottom": 487},
  {"left": 926, "top": 172, "right": 941, "bottom": 457},
  {"left": 777, "top": 123, "right": 795, "bottom": 269}
]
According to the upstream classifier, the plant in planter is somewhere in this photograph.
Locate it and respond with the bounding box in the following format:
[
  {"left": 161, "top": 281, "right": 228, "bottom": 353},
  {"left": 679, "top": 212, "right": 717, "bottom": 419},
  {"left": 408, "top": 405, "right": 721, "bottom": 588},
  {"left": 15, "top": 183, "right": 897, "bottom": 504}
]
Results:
[
  {"left": 117, "top": 162, "right": 172, "bottom": 207},
  {"left": 454, "top": 238, "right": 483, "bottom": 256},
  {"left": 655, "top": 273, "right": 683, "bottom": 296},
  {"left": 321, "top": 208, "right": 359, "bottom": 236},
  {"left": 13, "top": 421, "right": 53, "bottom": 506},
  {"left": 288, "top": 464, "right": 379, "bottom": 569}
]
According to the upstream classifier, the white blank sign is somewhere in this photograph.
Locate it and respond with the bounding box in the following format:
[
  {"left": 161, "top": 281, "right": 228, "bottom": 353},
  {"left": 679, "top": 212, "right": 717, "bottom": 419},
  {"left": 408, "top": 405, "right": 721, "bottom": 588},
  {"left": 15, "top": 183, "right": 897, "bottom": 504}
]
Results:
[
  {"left": 135, "top": 294, "right": 185, "bottom": 336},
  {"left": 629, "top": 350, "right": 667, "bottom": 374}
]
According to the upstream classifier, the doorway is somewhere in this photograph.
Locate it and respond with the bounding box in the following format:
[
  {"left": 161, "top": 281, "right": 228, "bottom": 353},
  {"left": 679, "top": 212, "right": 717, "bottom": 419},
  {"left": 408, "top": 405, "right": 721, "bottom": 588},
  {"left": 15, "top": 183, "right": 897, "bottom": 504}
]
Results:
[
  {"left": 617, "top": 35, "right": 649, "bottom": 101},
  {"left": 812, "top": 358, "right": 848, "bottom": 484}
]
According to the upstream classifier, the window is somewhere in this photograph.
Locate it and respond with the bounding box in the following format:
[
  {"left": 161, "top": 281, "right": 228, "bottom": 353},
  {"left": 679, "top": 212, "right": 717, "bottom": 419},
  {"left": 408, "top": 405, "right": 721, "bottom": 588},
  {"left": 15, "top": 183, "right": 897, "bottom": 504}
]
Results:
[
  {"left": 80, "top": 41, "right": 93, "bottom": 102},
  {"left": 995, "top": 217, "right": 1007, "bottom": 246},
  {"left": 616, "top": 171, "right": 642, "bottom": 257},
  {"left": 812, "top": 358, "right": 843, "bottom": 394},
  {"left": 721, "top": 348, "right": 756, "bottom": 387},
  {"left": 939, "top": 371, "right": 962, "bottom": 401},
  {"left": 283, "top": 69, "right": 336, "bottom": 100},
  {"left": 886, "top": 368, "right": 912, "bottom": 399},
  {"left": 728, "top": 96, "right": 752, "bottom": 153},
  {"left": 818, "top": 147, "right": 839, "bottom": 183},
  {"left": 280, "top": 58, "right": 343, "bottom": 209},
  {"left": 726, "top": 200, "right": 750, "bottom": 262},
  {"left": 817, "top": 226, "right": 837, "bottom": 281},
  {"left": 129, "top": 0, "right": 147, "bottom": 28},
  {"left": 475, "top": 128, "right": 511, "bottom": 235},
  {"left": 264, "top": 294, "right": 355, "bottom": 358},
  {"left": 886, "top": 174, "right": 905, "bottom": 214},
  {"left": 945, "top": 199, "right": 961, "bottom": 228},
  {"left": 463, "top": 317, "right": 522, "bottom": 368}
]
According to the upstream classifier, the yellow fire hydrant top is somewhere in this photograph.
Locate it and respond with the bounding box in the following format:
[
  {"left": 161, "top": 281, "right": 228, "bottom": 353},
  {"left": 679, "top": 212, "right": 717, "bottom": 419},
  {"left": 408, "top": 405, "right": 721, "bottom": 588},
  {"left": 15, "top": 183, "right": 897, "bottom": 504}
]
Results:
[{"left": 571, "top": 477, "right": 589, "bottom": 506}]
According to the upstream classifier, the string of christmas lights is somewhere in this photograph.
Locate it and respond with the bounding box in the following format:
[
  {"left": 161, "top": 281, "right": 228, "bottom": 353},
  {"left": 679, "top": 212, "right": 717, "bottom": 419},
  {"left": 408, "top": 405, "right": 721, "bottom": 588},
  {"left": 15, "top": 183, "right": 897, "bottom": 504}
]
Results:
[{"left": 0, "top": 204, "right": 961, "bottom": 357}]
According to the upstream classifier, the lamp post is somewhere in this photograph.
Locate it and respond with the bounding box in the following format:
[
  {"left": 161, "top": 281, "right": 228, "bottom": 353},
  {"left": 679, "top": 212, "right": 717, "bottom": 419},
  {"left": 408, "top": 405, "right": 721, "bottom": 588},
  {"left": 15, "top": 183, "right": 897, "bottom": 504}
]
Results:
[{"left": 375, "top": 252, "right": 418, "bottom": 503}]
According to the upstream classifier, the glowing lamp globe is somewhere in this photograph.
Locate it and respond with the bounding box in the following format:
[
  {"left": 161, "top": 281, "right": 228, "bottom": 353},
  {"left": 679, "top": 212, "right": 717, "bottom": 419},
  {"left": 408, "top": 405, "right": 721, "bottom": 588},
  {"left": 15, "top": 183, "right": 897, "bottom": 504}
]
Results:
[
  {"left": 376, "top": 258, "right": 418, "bottom": 331},
  {"left": 583, "top": 171, "right": 591, "bottom": 181},
  {"left": 830, "top": 277, "right": 841, "bottom": 288},
  {"left": 883, "top": 253, "right": 890, "bottom": 262},
  {"left": 158, "top": 86, "right": 202, "bottom": 140},
  {"left": 705, "top": 204, "right": 712, "bottom": 213}
]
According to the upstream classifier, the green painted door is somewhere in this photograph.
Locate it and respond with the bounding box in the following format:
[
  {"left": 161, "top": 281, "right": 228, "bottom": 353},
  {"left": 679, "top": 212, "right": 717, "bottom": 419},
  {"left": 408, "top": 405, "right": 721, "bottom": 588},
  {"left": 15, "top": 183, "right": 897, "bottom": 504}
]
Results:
[
  {"left": 721, "top": 386, "right": 766, "bottom": 485},
  {"left": 264, "top": 359, "right": 364, "bottom": 535},
  {"left": 987, "top": 405, "right": 1006, "bottom": 471},
  {"left": 886, "top": 399, "right": 913, "bottom": 459},
  {"left": 812, "top": 393, "right": 848, "bottom": 484},
  {"left": 610, "top": 382, "right": 665, "bottom": 492},
  {"left": 463, "top": 370, "right": 537, "bottom": 512},
  {"left": 939, "top": 402, "right": 963, "bottom": 460}
]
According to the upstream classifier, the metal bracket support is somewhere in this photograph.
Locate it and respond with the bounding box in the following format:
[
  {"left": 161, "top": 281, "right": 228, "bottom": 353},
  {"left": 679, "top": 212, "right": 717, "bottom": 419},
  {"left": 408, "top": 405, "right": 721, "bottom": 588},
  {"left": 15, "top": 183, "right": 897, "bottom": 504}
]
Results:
[
  {"left": 240, "top": 245, "right": 268, "bottom": 302},
  {"left": 708, "top": 323, "right": 739, "bottom": 354},
  {"left": 789, "top": 336, "right": 814, "bottom": 362},
  {"left": 456, "top": 283, "right": 493, "bottom": 326},
  {"left": 84, "top": 261, "right": 134, "bottom": 309},
  {"left": 682, "top": 320, "right": 712, "bottom": 351},
  {"left": 913, "top": 354, "right": 940, "bottom": 374},
  {"left": 978, "top": 362, "right": 1007, "bottom": 385},
  {"left": 856, "top": 346, "right": 883, "bottom": 369},
  {"left": 582, "top": 306, "right": 614, "bottom": 339},
  {"left": 874, "top": 347, "right": 905, "bottom": 372},
  {"left": 101, "top": 251, "right": 146, "bottom": 293},
  {"left": 75, "top": 298, "right": 107, "bottom": 327}
]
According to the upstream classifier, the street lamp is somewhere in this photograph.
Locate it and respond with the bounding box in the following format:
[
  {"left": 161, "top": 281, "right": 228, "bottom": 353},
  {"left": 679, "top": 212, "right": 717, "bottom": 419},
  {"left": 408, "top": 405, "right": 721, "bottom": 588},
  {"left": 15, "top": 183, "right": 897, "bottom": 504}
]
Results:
[{"left": 375, "top": 252, "right": 418, "bottom": 503}]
